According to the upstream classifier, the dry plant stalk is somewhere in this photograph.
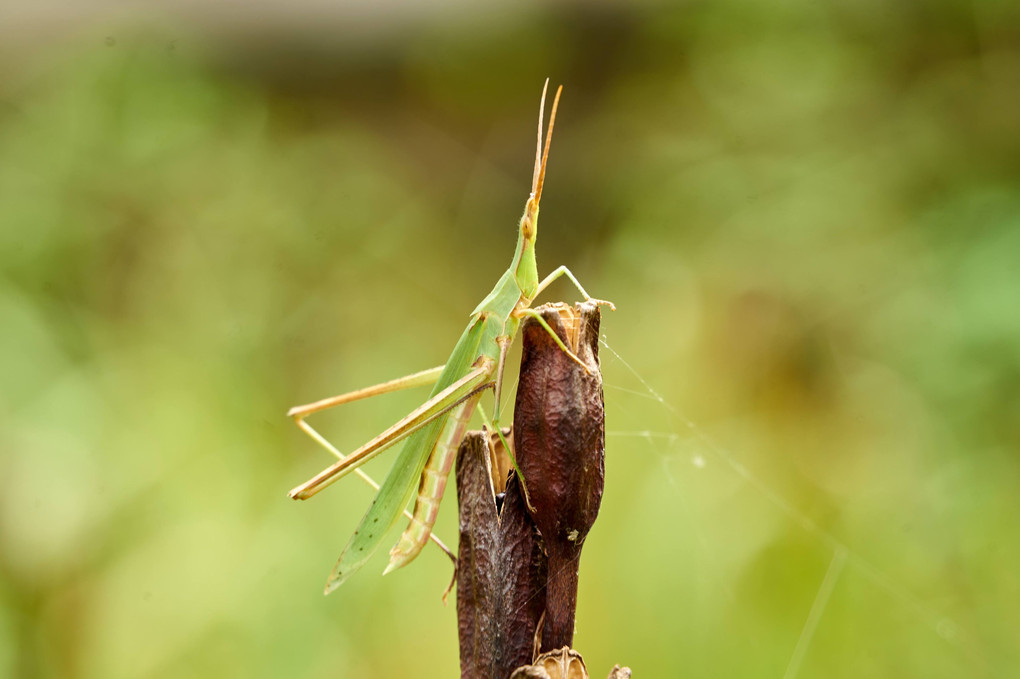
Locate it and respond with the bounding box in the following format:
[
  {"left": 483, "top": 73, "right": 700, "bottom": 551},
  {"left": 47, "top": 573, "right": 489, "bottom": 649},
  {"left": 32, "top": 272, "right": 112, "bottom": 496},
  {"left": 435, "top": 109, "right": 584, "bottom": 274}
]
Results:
[{"left": 457, "top": 301, "right": 626, "bottom": 679}]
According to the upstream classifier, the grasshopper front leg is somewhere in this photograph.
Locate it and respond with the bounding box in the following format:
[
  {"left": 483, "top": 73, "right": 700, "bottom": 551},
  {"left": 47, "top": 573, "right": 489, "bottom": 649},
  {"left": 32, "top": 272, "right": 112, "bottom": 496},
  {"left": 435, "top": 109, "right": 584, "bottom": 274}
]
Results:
[{"left": 536, "top": 265, "right": 616, "bottom": 311}]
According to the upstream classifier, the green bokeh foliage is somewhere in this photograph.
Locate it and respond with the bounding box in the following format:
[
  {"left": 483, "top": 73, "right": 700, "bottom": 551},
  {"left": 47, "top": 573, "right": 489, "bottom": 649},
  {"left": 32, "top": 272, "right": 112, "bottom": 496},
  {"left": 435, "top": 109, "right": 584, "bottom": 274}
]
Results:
[{"left": 1, "top": 2, "right": 1019, "bottom": 676}]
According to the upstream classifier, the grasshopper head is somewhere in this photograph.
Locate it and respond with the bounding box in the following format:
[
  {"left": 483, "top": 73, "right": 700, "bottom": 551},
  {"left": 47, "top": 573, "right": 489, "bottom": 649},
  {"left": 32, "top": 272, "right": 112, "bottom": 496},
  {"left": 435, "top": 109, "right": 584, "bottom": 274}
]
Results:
[{"left": 512, "top": 80, "right": 562, "bottom": 300}]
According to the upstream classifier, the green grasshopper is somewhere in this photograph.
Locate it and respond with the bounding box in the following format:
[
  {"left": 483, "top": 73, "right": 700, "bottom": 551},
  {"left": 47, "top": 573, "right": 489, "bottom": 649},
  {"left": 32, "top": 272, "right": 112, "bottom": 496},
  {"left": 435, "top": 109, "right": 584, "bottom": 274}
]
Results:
[{"left": 288, "top": 81, "right": 612, "bottom": 594}]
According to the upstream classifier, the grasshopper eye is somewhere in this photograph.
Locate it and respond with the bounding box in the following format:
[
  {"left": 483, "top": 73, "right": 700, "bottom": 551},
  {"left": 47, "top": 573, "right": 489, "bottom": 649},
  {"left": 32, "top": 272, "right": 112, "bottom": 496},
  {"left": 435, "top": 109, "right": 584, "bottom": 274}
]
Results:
[{"left": 522, "top": 212, "right": 537, "bottom": 239}]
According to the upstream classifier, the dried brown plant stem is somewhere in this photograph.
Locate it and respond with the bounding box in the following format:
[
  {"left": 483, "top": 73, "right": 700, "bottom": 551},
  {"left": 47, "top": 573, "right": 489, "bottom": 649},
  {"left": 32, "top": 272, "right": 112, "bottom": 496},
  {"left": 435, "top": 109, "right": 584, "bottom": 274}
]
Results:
[{"left": 457, "top": 301, "right": 625, "bottom": 679}]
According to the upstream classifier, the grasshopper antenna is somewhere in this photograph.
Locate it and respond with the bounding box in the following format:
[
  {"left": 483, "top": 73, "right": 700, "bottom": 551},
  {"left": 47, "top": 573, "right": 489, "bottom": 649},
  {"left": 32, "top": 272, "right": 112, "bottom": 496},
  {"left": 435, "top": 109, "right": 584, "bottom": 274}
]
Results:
[
  {"left": 531, "top": 78, "right": 548, "bottom": 197},
  {"left": 531, "top": 80, "right": 563, "bottom": 204}
]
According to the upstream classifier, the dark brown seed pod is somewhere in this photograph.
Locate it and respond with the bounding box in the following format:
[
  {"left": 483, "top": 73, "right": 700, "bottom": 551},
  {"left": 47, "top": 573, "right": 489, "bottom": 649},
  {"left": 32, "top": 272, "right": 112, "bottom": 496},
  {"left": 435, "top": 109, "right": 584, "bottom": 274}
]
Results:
[
  {"left": 513, "top": 300, "right": 606, "bottom": 652},
  {"left": 456, "top": 430, "right": 546, "bottom": 679}
]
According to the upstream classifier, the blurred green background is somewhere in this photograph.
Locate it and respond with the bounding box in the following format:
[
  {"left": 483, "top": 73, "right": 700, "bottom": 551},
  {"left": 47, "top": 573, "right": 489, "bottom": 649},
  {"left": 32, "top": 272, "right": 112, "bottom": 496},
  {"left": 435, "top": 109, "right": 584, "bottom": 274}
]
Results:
[{"left": 1, "top": 1, "right": 1019, "bottom": 677}]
